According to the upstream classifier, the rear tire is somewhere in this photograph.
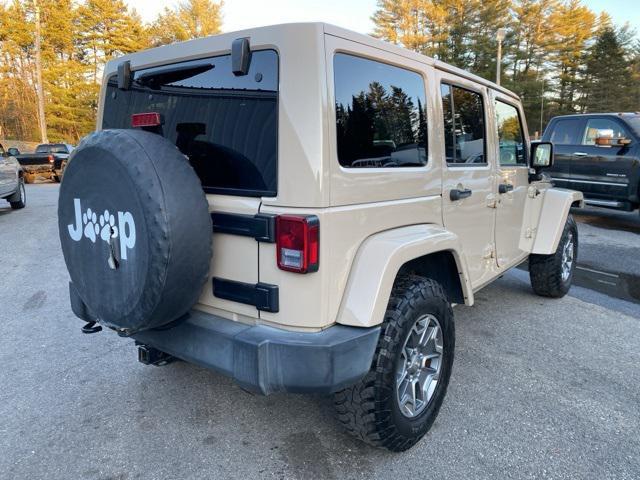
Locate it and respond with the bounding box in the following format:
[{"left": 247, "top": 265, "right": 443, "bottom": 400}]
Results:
[
  {"left": 529, "top": 215, "right": 577, "bottom": 298},
  {"left": 333, "top": 275, "right": 455, "bottom": 452}
]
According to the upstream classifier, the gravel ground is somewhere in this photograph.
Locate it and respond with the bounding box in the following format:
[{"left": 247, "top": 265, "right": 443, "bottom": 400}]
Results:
[{"left": 0, "top": 184, "right": 639, "bottom": 480}]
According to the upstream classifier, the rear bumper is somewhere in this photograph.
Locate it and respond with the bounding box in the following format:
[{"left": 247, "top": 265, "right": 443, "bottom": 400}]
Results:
[
  {"left": 69, "top": 282, "right": 380, "bottom": 394},
  {"left": 132, "top": 310, "right": 380, "bottom": 395}
]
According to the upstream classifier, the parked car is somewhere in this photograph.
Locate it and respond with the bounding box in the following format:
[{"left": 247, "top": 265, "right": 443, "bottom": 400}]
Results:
[
  {"left": 15, "top": 143, "right": 73, "bottom": 183},
  {"left": 57, "top": 23, "right": 582, "bottom": 452},
  {"left": 0, "top": 143, "right": 26, "bottom": 209},
  {"left": 542, "top": 113, "right": 640, "bottom": 212}
]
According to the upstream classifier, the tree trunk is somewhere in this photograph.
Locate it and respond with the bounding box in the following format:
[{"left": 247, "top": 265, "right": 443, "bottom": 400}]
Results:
[{"left": 34, "top": 1, "right": 48, "bottom": 144}]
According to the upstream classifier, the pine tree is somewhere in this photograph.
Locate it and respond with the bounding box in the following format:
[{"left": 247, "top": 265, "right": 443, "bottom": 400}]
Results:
[
  {"left": 468, "top": 0, "right": 512, "bottom": 80},
  {"left": 547, "top": 0, "right": 596, "bottom": 114},
  {"left": 371, "top": 0, "right": 448, "bottom": 57},
  {"left": 582, "top": 23, "right": 634, "bottom": 113},
  {"left": 77, "top": 0, "right": 150, "bottom": 84},
  {"left": 0, "top": 0, "right": 39, "bottom": 141},
  {"left": 627, "top": 43, "right": 640, "bottom": 110},
  {"left": 149, "top": 0, "right": 223, "bottom": 47}
]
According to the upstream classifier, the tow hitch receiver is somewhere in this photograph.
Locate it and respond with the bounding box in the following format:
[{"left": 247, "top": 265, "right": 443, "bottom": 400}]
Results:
[
  {"left": 81, "top": 321, "right": 102, "bottom": 334},
  {"left": 137, "top": 344, "right": 176, "bottom": 366}
]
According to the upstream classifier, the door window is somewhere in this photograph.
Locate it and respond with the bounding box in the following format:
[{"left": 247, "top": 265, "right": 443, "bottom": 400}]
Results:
[
  {"left": 549, "top": 118, "right": 582, "bottom": 145},
  {"left": 495, "top": 101, "right": 527, "bottom": 165},
  {"left": 441, "top": 83, "right": 486, "bottom": 165},
  {"left": 334, "top": 53, "right": 428, "bottom": 168},
  {"left": 582, "top": 118, "right": 630, "bottom": 145}
]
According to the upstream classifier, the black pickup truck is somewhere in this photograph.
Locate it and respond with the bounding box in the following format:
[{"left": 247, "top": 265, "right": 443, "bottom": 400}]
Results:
[
  {"left": 14, "top": 143, "right": 73, "bottom": 183},
  {"left": 543, "top": 113, "right": 640, "bottom": 212}
]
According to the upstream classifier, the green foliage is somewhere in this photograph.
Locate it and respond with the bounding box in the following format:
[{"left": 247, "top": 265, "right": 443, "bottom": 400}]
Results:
[
  {"left": 149, "top": 0, "right": 223, "bottom": 47},
  {"left": 581, "top": 24, "right": 637, "bottom": 113},
  {"left": 372, "top": 0, "right": 639, "bottom": 134},
  {"left": 0, "top": 0, "right": 223, "bottom": 143}
]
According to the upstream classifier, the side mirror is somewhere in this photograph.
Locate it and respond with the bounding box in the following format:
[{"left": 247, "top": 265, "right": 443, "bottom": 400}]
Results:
[
  {"left": 7, "top": 147, "right": 20, "bottom": 156},
  {"left": 595, "top": 129, "right": 631, "bottom": 146},
  {"left": 530, "top": 141, "right": 553, "bottom": 170}
]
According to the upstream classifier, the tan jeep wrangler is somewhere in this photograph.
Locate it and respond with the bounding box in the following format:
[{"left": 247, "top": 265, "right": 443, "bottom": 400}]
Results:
[{"left": 58, "top": 23, "right": 583, "bottom": 452}]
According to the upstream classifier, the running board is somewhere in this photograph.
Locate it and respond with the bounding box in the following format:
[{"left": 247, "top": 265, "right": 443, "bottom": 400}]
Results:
[{"left": 584, "top": 198, "right": 632, "bottom": 210}]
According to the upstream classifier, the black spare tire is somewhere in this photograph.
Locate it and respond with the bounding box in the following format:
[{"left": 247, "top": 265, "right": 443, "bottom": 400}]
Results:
[{"left": 58, "top": 129, "right": 212, "bottom": 333}]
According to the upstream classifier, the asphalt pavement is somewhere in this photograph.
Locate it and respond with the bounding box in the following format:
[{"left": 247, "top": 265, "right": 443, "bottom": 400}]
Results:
[{"left": 1, "top": 184, "right": 639, "bottom": 480}]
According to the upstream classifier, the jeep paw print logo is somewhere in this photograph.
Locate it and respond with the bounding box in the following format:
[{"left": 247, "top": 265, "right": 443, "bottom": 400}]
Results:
[{"left": 68, "top": 198, "right": 136, "bottom": 261}]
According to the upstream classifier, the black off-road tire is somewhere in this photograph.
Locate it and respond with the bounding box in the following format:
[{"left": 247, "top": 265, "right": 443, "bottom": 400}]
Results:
[
  {"left": 9, "top": 179, "right": 26, "bottom": 209},
  {"left": 529, "top": 215, "right": 578, "bottom": 298},
  {"left": 333, "top": 275, "right": 455, "bottom": 452}
]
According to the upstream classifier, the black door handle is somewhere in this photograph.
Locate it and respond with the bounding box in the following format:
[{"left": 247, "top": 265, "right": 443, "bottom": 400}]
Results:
[
  {"left": 498, "top": 183, "right": 514, "bottom": 194},
  {"left": 450, "top": 188, "right": 472, "bottom": 201}
]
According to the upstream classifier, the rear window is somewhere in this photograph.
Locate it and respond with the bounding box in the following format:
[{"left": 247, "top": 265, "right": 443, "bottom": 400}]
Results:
[
  {"left": 102, "top": 50, "right": 279, "bottom": 197},
  {"left": 548, "top": 118, "right": 582, "bottom": 145}
]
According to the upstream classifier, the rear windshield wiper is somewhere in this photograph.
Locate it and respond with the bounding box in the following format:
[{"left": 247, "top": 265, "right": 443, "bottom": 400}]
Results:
[{"left": 135, "top": 63, "right": 214, "bottom": 90}]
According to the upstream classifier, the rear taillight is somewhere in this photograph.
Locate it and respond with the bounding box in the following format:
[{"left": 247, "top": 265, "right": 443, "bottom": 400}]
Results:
[
  {"left": 276, "top": 215, "right": 319, "bottom": 273},
  {"left": 48, "top": 155, "right": 54, "bottom": 163},
  {"left": 131, "top": 112, "right": 162, "bottom": 128}
]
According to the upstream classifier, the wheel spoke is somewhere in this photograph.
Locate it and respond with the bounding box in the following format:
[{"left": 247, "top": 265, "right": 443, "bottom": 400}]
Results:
[
  {"left": 397, "top": 362, "right": 408, "bottom": 386},
  {"left": 409, "top": 379, "right": 417, "bottom": 412}
]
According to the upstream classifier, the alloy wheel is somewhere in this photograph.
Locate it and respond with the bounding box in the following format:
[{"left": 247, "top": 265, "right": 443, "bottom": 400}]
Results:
[{"left": 396, "top": 314, "right": 443, "bottom": 418}]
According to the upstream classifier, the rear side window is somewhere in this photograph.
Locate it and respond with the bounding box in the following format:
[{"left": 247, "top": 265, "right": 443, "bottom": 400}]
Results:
[
  {"left": 103, "top": 50, "right": 278, "bottom": 197},
  {"left": 494, "top": 101, "right": 527, "bottom": 165},
  {"left": 582, "top": 118, "right": 630, "bottom": 145},
  {"left": 549, "top": 118, "right": 582, "bottom": 145},
  {"left": 334, "top": 53, "right": 427, "bottom": 168},
  {"left": 441, "top": 83, "right": 486, "bottom": 165}
]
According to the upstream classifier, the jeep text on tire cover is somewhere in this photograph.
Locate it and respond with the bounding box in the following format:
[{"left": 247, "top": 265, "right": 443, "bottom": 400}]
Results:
[{"left": 58, "top": 23, "right": 583, "bottom": 452}]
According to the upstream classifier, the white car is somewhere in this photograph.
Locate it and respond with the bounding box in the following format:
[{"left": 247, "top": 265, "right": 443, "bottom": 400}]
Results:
[{"left": 0, "top": 143, "right": 25, "bottom": 210}]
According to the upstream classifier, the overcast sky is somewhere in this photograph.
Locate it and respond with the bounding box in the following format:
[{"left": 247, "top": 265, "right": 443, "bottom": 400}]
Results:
[{"left": 126, "top": 0, "right": 639, "bottom": 35}]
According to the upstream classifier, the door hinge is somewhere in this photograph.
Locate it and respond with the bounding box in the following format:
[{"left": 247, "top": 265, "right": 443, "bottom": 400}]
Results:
[
  {"left": 528, "top": 186, "right": 540, "bottom": 198},
  {"left": 524, "top": 227, "right": 536, "bottom": 239},
  {"left": 486, "top": 194, "right": 497, "bottom": 208},
  {"left": 483, "top": 244, "right": 496, "bottom": 259}
]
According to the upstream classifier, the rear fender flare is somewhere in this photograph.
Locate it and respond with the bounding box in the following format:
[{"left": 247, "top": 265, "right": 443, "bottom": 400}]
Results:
[{"left": 336, "top": 224, "right": 473, "bottom": 328}]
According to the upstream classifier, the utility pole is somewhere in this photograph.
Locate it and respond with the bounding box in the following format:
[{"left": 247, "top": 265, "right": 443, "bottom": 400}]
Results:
[
  {"left": 496, "top": 28, "right": 506, "bottom": 86},
  {"left": 34, "top": 0, "right": 48, "bottom": 144},
  {"left": 539, "top": 78, "right": 545, "bottom": 135}
]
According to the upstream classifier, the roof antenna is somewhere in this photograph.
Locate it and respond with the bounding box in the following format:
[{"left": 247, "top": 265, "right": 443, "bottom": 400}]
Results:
[{"left": 232, "top": 38, "right": 251, "bottom": 76}]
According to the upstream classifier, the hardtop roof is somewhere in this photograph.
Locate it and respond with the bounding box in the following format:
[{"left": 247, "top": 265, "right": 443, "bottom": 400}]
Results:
[
  {"left": 106, "top": 22, "right": 520, "bottom": 102},
  {"left": 322, "top": 23, "right": 520, "bottom": 101}
]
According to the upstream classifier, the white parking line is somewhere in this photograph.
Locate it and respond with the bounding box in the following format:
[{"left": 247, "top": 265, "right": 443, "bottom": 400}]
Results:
[{"left": 576, "top": 265, "right": 619, "bottom": 279}]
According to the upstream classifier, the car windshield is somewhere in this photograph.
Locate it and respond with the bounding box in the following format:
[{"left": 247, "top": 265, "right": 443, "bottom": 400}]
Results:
[{"left": 35, "top": 144, "right": 67, "bottom": 154}]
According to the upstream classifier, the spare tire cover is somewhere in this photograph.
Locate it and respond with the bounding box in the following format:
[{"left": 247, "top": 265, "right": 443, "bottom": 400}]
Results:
[{"left": 58, "top": 129, "right": 212, "bottom": 333}]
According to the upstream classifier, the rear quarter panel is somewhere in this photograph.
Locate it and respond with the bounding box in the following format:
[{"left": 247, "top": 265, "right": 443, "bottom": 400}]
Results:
[{"left": 259, "top": 196, "right": 443, "bottom": 330}]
